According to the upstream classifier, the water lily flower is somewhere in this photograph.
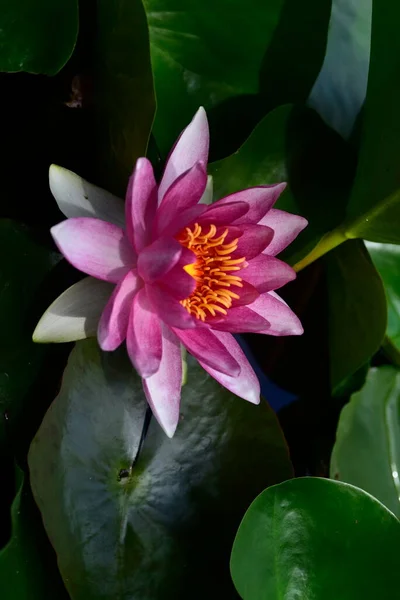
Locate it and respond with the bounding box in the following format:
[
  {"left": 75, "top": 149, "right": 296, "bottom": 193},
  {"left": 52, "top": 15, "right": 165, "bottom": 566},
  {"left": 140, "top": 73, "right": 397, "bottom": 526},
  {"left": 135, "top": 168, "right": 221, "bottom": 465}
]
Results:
[{"left": 34, "top": 108, "right": 307, "bottom": 437}]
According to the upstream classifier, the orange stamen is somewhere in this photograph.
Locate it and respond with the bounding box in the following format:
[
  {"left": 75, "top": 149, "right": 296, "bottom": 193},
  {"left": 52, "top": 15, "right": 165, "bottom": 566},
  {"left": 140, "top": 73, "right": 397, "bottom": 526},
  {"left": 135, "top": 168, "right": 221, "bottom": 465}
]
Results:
[{"left": 177, "top": 223, "right": 246, "bottom": 321}]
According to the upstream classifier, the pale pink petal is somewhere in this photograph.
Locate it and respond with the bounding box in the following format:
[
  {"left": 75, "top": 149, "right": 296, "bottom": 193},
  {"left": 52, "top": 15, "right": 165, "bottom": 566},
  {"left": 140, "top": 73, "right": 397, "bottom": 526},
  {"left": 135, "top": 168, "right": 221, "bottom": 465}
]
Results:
[
  {"left": 155, "top": 204, "right": 207, "bottom": 238},
  {"left": 51, "top": 218, "right": 135, "bottom": 283},
  {"left": 259, "top": 209, "right": 308, "bottom": 256},
  {"left": 248, "top": 291, "right": 303, "bottom": 336},
  {"left": 146, "top": 284, "right": 197, "bottom": 329},
  {"left": 125, "top": 158, "right": 158, "bottom": 252},
  {"left": 158, "top": 107, "right": 209, "bottom": 202},
  {"left": 157, "top": 162, "right": 207, "bottom": 232},
  {"left": 241, "top": 254, "right": 296, "bottom": 292},
  {"left": 126, "top": 288, "right": 162, "bottom": 377},
  {"left": 172, "top": 327, "right": 240, "bottom": 377},
  {"left": 137, "top": 236, "right": 183, "bottom": 283},
  {"left": 197, "top": 201, "right": 249, "bottom": 227},
  {"left": 233, "top": 224, "right": 274, "bottom": 260},
  {"left": 213, "top": 184, "right": 286, "bottom": 224},
  {"left": 198, "top": 331, "right": 260, "bottom": 404},
  {"left": 142, "top": 325, "right": 182, "bottom": 438},
  {"left": 97, "top": 270, "right": 140, "bottom": 351},
  {"left": 208, "top": 306, "right": 269, "bottom": 332}
]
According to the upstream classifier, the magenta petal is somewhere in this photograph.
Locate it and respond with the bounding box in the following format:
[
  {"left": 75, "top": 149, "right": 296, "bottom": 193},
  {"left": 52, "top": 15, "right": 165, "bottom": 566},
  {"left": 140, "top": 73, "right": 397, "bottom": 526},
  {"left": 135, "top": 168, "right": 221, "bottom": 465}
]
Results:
[
  {"left": 208, "top": 306, "right": 269, "bottom": 333},
  {"left": 158, "top": 107, "right": 209, "bottom": 202},
  {"left": 233, "top": 224, "right": 274, "bottom": 260},
  {"left": 259, "top": 209, "right": 308, "bottom": 256},
  {"left": 214, "top": 183, "right": 286, "bottom": 224},
  {"left": 51, "top": 218, "right": 135, "bottom": 283},
  {"left": 172, "top": 327, "right": 240, "bottom": 376},
  {"left": 198, "top": 331, "right": 260, "bottom": 404},
  {"left": 155, "top": 204, "right": 207, "bottom": 238},
  {"left": 97, "top": 270, "right": 140, "bottom": 351},
  {"left": 157, "top": 162, "right": 207, "bottom": 232},
  {"left": 146, "top": 284, "right": 197, "bottom": 329},
  {"left": 142, "top": 325, "right": 182, "bottom": 438},
  {"left": 231, "top": 280, "right": 260, "bottom": 307},
  {"left": 125, "top": 158, "right": 158, "bottom": 252},
  {"left": 241, "top": 254, "right": 296, "bottom": 292},
  {"left": 158, "top": 247, "right": 197, "bottom": 300},
  {"left": 248, "top": 291, "right": 304, "bottom": 336},
  {"left": 197, "top": 201, "right": 249, "bottom": 226},
  {"left": 126, "top": 288, "right": 162, "bottom": 377},
  {"left": 137, "top": 237, "right": 182, "bottom": 283}
]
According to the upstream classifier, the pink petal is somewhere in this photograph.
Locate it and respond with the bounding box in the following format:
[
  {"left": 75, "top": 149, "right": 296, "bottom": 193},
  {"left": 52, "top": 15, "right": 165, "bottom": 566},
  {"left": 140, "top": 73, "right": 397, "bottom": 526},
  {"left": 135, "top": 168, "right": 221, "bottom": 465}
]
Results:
[
  {"left": 156, "top": 162, "right": 207, "bottom": 232},
  {"left": 248, "top": 291, "right": 303, "bottom": 336},
  {"left": 126, "top": 288, "right": 162, "bottom": 377},
  {"left": 198, "top": 331, "right": 260, "bottom": 404},
  {"left": 233, "top": 224, "right": 274, "bottom": 260},
  {"left": 125, "top": 158, "right": 158, "bottom": 252},
  {"left": 142, "top": 325, "right": 182, "bottom": 438},
  {"left": 259, "top": 209, "right": 308, "bottom": 256},
  {"left": 214, "top": 184, "right": 286, "bottom": 224},
  {"left": 157, "top": 247, "right": 197, "bottom": 300},
  {"left": 172, "top": 327, "right": 240, "bottom": 377},
  {"left": 158, "top": 107, "right": 209, "bottom": 202},
  {"left": 197, "top": 201, "right": 249, "bottom": 227},
  {"left": 137, "top": 236, "right": 182, "bottom": 283},
  {"left": 51, "top": 218, "right": 136, "bottom": 283},
  {"left": 241, "top": 254, "right": 296, "bottom": 292},
  {"left": 208, "top": 306, "right": 269, "bottom": 333},
  {"left": 146, "top": 284, "right": 197, "bottom": 329},
  {"left": 155, "top": 204, "right": 207, "bottom": 238},
  {"left": 97, "top": 270, "right": 140, "bottom": 351},
  {"left": 231, "top": 280, "right": 260, "bottom": 307}
]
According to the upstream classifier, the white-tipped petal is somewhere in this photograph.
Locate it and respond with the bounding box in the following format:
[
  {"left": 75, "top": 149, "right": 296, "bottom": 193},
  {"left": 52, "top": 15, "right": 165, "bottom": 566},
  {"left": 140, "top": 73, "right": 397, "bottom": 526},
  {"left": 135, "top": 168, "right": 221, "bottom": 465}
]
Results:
[
  {"left": 33, "top": 277, "right": 114, "bottom": 343},
  {"left": 49, "top": 165, "right": 125, "bottom": 226}
]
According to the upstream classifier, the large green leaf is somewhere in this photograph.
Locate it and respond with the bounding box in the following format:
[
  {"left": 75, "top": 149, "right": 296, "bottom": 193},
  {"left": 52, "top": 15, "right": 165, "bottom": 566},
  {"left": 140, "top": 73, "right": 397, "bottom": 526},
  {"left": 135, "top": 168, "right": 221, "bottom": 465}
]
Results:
[
  {"left": 231, "top": 477, "right": 400, "bottom": 600},
  {"left": 143, "top": 0, "right": 331, "bottom": 157},
  {"left": 0, "top": 469, "right": 69, "bottom": 599},
  {"left": 0, "top": 220, "right": 60, "bottom": 445},
  {"left": 0, "top": 0, "right": 78, "bottom": 75},
  {"left": 29, "top": 340, "right": 293, "bottom": 599},
  {"left": 331, "top": 366, "right": 400, "bottom": 518},
  {"left": 324, "top": 240, "right": 386, "bottom": 389},
  {"left": 90, "top": 0, "right": 156, "bottom": 196},
  {"left": 366, "top": 242, "right": 400, "bottom": 351}
]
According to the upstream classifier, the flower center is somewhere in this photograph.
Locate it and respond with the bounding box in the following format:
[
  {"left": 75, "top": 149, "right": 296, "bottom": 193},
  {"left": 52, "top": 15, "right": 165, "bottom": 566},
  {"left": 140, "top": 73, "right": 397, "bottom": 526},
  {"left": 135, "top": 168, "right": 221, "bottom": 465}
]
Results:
[{"left": 177, "top": 223, "right": 246, "bottom": 321}]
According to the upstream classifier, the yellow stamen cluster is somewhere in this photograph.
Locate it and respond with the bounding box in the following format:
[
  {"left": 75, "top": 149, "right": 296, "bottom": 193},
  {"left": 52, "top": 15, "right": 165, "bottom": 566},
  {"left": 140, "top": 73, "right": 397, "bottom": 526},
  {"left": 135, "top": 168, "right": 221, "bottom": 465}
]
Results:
[{"left": 177, "top": 223, "right": 246, "bottom": 321}]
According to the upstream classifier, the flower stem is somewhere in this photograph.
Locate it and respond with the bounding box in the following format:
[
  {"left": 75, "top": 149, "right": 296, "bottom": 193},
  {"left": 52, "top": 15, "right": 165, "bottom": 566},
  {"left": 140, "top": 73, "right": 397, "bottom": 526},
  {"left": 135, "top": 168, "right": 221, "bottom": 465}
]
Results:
[{"left": 293, "top": 227, "right": 348, "bottom": 272}]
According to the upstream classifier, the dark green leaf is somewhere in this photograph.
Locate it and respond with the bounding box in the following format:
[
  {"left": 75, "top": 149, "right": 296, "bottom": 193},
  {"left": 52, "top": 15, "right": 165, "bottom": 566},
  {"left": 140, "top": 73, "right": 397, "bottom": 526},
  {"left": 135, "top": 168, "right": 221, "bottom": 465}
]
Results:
[
  {"left": 0, "top": 0, "right": 78, "bottom": 75},
  {"left": 0, "top": 468, "right": 69, "bottom": 599},
  {"left": 366, "top": 242, "right": 400, "bottom": 351},
  {"left": 29, "top": 340, "right": 293, "bottom": 599},
  {"left": 324, "top": 240, "right": 386, "bottom": 388},
  {"left": 0, "top": 220, "right": 60, "bottom": 445},
  {"left": 231, "top": 477, "right": 400, "bottom": 600},
  {"left": 143, "top": 0, "right": 331, "bottom": 157},
  {"left": 331, "top": 366, "right": 400, "bottom": 518},
  {"left": 91, "top": 0, "right": 156, "bottom": 195}
]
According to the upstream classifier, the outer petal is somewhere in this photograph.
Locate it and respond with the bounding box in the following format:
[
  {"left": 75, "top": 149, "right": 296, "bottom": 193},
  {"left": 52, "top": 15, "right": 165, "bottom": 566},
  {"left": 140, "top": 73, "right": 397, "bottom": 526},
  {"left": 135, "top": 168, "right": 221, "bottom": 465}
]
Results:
[
  {"left": 156, "top": 162, "right": 207, "bottom": 232},
  {"left": 198, "top": 331, "right": 260, "bottom": 404},
  {"left": 208, "top": 306, "right": 269, "bottom": 333},
  {"left": 137, "top": 237, "right": 182, "bottom": 283},
  {"left": 158, "top": 107, "right": 209, "bottom": 202},
  {"left": 97, "top": 270, "right": 140, "bottom": 351},
  {"left": 33, "top": 277, "right": 114, "bottom": 343},
  {"left": 142, "top": 325, "right": 182, "bottom": 438},
  {"left": 125, "top": 157, "right": 158, "bottom": 252},
  {"left": 234, "top": 224, "right": 274, "bottom": 260},
  {"left": 172, "top": 327, "right": 240, "bottom": 377},
  {"left": 259, "top": 209, "right": 308, "bottom": 256},
  {"left": 126, "top": 288, "right": 162, "bottom": 378},
  {"left": 248, "top": 291, "right": 304, "bottom": 336},
  {"left": 51, "top": 218, "right": 135, "bottom": 283},
  {"left": 213, "top": 184, "right": 286, "bottom": 224},
  {"left": 146, "top": 284, "right": 197, "bottom": 329},
  {"left": 241, "top": 254, "right": 296, "bottom": 292},
  {"left": 49, "top": 165, "right": 124, "bottom": 226}
]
